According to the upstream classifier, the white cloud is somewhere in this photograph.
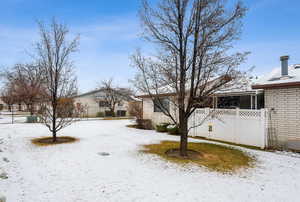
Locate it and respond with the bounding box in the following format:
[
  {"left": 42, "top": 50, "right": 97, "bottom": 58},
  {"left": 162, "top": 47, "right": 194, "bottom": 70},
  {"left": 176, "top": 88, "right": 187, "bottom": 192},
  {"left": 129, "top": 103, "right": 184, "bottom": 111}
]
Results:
[
  {"left": 0, "top": 17, "right": 141, "bottom": 92},
  {"left": 0, "top": 26, "right": 37, "bottom": 66}
]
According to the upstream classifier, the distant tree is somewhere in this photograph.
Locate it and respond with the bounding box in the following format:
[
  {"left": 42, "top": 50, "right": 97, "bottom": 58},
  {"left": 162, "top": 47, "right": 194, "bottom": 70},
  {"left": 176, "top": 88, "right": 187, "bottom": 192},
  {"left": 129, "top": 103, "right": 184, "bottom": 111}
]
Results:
[
  {"left": 35, "top": 19, "right": 79, "bottom": 142},
  {"left": 98, "top": 79, "right": 133, "bottom": 116},
  {"left": 1, "top": 83, "right": 18, "bottom": 112},
  {"left": 1, "top": 63, "right": 45, "bottom": 115},
  {"left": 131, "top": 0, "right": 248, "bottom": 156}
]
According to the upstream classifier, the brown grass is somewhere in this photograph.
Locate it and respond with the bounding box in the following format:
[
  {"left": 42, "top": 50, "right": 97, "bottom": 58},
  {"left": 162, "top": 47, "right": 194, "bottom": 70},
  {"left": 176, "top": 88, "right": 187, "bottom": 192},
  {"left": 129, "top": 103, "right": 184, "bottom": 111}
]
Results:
[
  {"left": 31, "top": 136, "right": 79, "bottom": 146},
  {"left": 103, "top": 117, "right": 134, "bottom": 120},
  {"left": 140, "top": 140, "right": 255, "bottom": 173}
]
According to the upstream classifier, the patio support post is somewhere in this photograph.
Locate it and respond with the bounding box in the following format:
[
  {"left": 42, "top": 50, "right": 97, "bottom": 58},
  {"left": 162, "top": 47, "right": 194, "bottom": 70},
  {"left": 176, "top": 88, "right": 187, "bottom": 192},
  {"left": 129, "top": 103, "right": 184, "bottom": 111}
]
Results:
[
  {"left": 255, "top": 94, "right": 258, "bottom": 109},
  {"left": 260, "top": 108, "right": 266, "bottom": 149}
]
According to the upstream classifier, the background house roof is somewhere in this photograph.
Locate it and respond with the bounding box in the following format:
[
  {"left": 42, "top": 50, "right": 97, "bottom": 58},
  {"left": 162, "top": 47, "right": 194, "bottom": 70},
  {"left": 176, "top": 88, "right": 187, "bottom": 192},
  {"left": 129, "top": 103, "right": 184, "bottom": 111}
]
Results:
[
  {"left": 74, "top": 88, "right": 137, "bottom": 102},
  {"left": 136, "top": 75, "right": 261, "bottom": 98}
]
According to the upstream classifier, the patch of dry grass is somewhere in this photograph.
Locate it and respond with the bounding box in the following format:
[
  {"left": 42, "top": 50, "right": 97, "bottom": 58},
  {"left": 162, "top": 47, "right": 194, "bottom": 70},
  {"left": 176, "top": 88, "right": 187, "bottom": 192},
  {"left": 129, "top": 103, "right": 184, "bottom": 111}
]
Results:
[
  {"left": 140, "top": 140, "right": 255, "bottom": 173},
  {"left": 103, "top": 117, "right": 134, "bottom": 120},
  {"left": 31, "top": 136, "right": 79, "bottom": 146}
]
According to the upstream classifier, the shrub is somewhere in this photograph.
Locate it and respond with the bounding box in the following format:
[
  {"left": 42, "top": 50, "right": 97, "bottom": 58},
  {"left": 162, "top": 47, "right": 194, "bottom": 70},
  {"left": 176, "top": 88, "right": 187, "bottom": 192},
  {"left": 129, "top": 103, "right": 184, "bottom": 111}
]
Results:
[
  {"left": 105, "top": 111, "right": 115, "bottom": 117},
  {"left": 96, "top": 112, "right": 105, "bottom": 117},
  {"left": 167, "top": 125, "right": 180, "bottom": 135},
  {"left": 156, "top": 123, "right": 170, "bottom": 132},
  {"left": 57, "top": 98, "right": 75, "bottom": 118},
  {"left": 0, "top": 104, "right": 3, "bottom": 111},
  {"left": 136, "top": 119, "right": 153, "bottom": 130}
]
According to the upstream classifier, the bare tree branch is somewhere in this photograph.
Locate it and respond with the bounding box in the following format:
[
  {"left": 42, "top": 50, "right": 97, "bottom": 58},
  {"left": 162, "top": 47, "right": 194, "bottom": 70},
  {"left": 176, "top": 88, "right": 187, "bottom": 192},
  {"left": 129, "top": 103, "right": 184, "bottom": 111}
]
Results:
[
  {"left": 131, "top": 0, "right": 248, "bottom": 156},
  {"left": 35, "top": 19, "right": 79, "bottom": 142}
]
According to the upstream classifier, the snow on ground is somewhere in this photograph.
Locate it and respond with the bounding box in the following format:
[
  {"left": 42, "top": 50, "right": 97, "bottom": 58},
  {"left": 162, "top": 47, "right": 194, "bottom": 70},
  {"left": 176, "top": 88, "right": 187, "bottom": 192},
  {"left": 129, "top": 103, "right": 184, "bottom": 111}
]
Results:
[
  {"left": 0, "top": 113, "right": 27, "bottom": 124},
  {"left": 0, "top": 119, "right": 300, "bottom": 202}
]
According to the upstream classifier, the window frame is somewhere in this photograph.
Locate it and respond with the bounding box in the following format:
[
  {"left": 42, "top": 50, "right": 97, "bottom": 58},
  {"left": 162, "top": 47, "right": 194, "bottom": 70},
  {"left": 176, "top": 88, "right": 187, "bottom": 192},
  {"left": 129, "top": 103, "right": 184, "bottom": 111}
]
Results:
[{"left": 99, "top": 101, "right": 110, "bottom": 108}]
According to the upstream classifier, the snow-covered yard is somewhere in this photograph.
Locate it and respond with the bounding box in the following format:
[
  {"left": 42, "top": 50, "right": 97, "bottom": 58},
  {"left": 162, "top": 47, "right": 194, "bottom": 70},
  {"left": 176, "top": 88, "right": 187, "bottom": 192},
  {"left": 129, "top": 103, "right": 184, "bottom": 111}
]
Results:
[{"left": 0, "top": 119, "right": 300, "bottom": 202}]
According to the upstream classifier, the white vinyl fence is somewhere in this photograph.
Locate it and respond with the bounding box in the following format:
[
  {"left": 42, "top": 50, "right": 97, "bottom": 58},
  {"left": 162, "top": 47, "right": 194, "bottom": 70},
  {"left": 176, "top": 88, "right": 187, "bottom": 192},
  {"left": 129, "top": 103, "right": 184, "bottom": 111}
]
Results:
[{"left": 189, "top": 108, "right": 268, "bottom": 148}]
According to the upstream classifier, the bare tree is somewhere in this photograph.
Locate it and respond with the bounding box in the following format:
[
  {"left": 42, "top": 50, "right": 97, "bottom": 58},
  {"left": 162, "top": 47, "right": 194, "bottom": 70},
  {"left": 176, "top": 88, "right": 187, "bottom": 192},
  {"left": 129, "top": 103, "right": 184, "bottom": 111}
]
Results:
[
  {"left": 98, "top": 79, "right": 133, "bottom": 116},
  {"left": 1, "top": 63, "right": 45, "bottom": 115},
  {"left": 131, "top": 0, "right": 248, "bottom": 156},
  {"left": 35, "top": 19, "right": 79, "bottom": 142},
  {"left": 1, "top": 83, "right": 18, "bottom": 112}
]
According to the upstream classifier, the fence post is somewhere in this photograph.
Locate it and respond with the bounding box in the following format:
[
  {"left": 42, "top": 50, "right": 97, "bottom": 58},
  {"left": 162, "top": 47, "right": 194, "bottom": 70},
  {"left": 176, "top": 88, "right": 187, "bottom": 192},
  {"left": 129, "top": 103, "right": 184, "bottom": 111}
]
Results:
[
  {"left": 260, "top": 108, "right": 266, "bottom": 149},
  {"left": 205, "top": 108, "right": 211, "bottom": 138},
  {"left": 193, "top": 109, "right": 196, "bottom": 137},
  {"left": 234, "top": 108, "right": 240, "bottom": 143}
]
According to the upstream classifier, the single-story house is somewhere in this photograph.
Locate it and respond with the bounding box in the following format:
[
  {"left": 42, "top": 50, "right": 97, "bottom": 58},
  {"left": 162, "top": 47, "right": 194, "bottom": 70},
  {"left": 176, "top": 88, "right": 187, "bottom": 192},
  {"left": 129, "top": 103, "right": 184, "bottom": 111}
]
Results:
[
  {"left": 137, "top": 76, "right": 263, "bottom": 126},
  {"left": 73, "top": 89, "right": 136, "bottom": 117},
  {"left": 253, "top": 56, "right": 300, "bottom": 150},
  {"left": 137, "top": 56, "right": 300, "bottom": 151}
]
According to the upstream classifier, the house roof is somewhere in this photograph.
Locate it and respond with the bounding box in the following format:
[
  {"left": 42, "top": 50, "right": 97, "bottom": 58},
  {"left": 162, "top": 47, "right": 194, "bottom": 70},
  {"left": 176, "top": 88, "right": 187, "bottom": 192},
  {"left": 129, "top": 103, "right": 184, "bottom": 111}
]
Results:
[
  {"left": 252, "top": 64, "right": 300, "bottom": 89},
  {"left": 214, "top": 76, "right": 261, "bottom": 96},
  {"left": 136, "top": 75, "right": 261, "bottom": 98},
  {"left": 74, "top": 88, "right": 137, "bottom": 102},
  {"left": 73, "top": 89, "right": 104, "bottom": 98}
]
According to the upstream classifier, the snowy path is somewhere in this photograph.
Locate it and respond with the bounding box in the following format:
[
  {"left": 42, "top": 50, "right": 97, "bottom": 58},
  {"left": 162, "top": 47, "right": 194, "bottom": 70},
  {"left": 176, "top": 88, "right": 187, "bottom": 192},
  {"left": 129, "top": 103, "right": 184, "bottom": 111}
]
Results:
[{"left": 0, "top": 120, "right": 300, "bottom": 202}]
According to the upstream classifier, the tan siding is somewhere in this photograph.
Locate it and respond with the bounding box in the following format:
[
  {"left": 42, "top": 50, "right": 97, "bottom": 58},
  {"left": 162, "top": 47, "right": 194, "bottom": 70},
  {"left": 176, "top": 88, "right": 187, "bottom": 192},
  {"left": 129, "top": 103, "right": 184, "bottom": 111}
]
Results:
[
  {"left": 142, "top": 97, "right": 181, "bottom": 126},
  {"left": 74, "top": 94, "right": 130, "bottom": 117}
]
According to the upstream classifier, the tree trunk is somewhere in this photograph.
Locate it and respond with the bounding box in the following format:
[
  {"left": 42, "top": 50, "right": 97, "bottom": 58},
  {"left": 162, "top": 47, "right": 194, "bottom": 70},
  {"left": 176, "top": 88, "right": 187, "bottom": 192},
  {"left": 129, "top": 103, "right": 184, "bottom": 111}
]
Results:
[
  {"left": 52, "top": 101, "right": 57, "bottom": 142},
  {"left": 52, "top": 130, "right": 57, "bottom": 142},
  {"left": 30, "top": 103, "right": 34, "bottom": 115},
  {"left": 111, "top": 105, "right": 115, "bottom": 117},
  {"left": 179, "top": 111, "right": 188, "bottom": 157}
]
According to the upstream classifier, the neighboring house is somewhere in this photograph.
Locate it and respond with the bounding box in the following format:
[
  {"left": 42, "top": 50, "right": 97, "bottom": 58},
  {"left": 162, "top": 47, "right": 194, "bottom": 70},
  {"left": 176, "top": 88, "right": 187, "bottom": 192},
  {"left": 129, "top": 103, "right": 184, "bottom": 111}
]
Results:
[
  {"left": 137, "top": 76, "right": 263, "bottom": 125},
  {"left": 73, "top": 89, "right": 136, "bottom": 117},
  {"left": 137, "top": 56, "right": 300, "bottom": 151},
  {"left": 253, "top": 56, "right": 300, "bottom": 150},
  {"left": 0, "top": 97, "right": 27, "bottom": 112},
  {"left": 137, "top": 93, "right": 179, "bottom": 125}
]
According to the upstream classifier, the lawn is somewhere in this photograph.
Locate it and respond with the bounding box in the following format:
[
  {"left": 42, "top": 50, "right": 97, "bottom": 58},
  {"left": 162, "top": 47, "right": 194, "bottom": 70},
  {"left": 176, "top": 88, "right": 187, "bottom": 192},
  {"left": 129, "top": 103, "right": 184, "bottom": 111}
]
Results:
[
  {"left": 0, "top": 119, "right": 300, "bottom": 201},
  {"left": 141, "top": 140, "right": 254, "bottom": 173}
]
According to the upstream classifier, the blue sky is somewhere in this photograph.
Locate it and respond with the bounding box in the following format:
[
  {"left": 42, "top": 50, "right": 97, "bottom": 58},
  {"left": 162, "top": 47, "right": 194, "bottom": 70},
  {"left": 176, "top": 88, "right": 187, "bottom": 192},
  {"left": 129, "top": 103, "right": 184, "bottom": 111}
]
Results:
[{"left": 1, "top": 0, "right": 300, "bottom": 92}]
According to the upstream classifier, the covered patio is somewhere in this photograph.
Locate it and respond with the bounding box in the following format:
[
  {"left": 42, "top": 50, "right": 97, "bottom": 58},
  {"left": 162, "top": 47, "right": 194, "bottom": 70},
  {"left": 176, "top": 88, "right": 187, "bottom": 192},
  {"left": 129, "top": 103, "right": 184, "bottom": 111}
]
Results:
[{"left": 212, "top": 90, "right": 264, "bottom": 110}]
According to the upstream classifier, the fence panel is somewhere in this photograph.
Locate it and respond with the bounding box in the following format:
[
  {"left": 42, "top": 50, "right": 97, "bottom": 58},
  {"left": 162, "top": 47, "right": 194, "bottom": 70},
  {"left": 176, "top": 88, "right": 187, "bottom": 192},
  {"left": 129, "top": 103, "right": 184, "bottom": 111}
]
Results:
[{"left": 190, "top": 108, "right": 268, "bottom": 148}]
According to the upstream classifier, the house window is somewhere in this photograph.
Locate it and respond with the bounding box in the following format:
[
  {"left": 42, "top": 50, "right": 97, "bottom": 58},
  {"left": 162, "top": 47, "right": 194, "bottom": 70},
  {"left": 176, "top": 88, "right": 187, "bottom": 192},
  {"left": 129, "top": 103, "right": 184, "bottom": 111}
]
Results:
[
  {"left": 99, "top": 101, "right": 110, "bottom": 108},
  {"left": 153, "top": 98, "right": 169, "bottom": 112}
]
